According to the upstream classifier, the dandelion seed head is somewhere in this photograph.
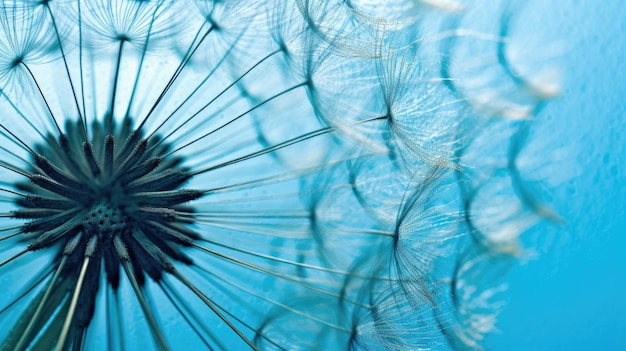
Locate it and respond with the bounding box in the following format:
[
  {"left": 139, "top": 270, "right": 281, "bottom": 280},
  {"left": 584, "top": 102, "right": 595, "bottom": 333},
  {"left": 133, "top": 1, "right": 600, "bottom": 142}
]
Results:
[
  {"left": 81, "top": 0, "right": 181, "bottom": 49},
  {"left": 0, "top": 1, "right": 57, "bottom": 86},
  {"left": 0, "top": 0, "right": 561, "bottom": 349}
]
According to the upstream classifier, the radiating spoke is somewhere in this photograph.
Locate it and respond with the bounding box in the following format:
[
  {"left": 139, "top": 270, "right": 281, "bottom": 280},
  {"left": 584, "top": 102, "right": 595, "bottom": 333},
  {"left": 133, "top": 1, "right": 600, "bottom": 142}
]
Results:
[
  {"left": 170, "top": 269, "right": 260, "bottom": 351},
  {"left": 55, "top": 255, "right": 91, "bottom": 351},
  {"left": 13, "top": 256, "right": 68, "bottom": 351},
  {"left": 121, "top": 261, "right": 170, "bottom": 351}
]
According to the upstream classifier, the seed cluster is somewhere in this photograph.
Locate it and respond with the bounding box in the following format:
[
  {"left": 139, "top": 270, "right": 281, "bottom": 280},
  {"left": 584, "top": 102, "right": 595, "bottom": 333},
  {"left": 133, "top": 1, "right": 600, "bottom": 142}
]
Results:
[
  {"left": 14, "top": 117, "right": 202, "bottom": 295},
  {"left": 0, "top": 0, "right": 560, "bottom": 349}
]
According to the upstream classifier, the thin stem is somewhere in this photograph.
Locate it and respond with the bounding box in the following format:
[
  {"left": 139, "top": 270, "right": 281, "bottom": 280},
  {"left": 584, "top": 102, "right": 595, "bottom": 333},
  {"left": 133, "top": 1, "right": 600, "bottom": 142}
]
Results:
[
  {"left": 0, "top": 89, "right": 46, "bottom": 140},
  {"left": 0, "top": 123, "right": 36, "bottom": 156},
  {"left": 0, "top": 227, "right": 23, "bottom": 242},
  {"left": 199, "top": 155, "right": 367, "bottom": 194},
  {"left": 170, "top": 269, "right": 260, "bottom": 351},
  {"left": 113, "top": 289, "right": 126, "bottom": 351},
  {"left": 157, "top": 282, "right": 215, "bottom": 350},
  {"left": 0, "top": 264, "right": 53, "bottom": 315},
  {"left": 19, "top": 63, "right": 62, "bottom": 135},
  {"left": 45, "top": 4, "right": 86, "bottom": 140},
  {"left": 195, "top": 264, "right": 352, "bottom": 333},
  {"left": 0, "top": 247, "right": 29, "bottom": 268},
  {"left": 192, "top": 240, "right": 392, "bottom": 281},
  {"left": 164, "top": 277, "right": 287, "bottom": 351},
  {"left": 137, "top": 23, "right": 214, "bottom": 131},
  {"left": 121, "top": 261, "right": 170, "bottom": 351},
  {"left": 124, "top": 24, "right": 152, "bottom": 119},
  {"left": 196, "top": 124, "right": 332, "bottom": 175},
  {"left": 146, "top": 45, "right": 279, "bottom": 144},
  {"left": 107, "top": 40, "right": 126, "bottom": 135},
  {"left": 166, "top": 82, "right": 306, "bottom": 158},
  {"left": 78, "top": 0, "right": 87, "bottom": 135},
  {"left": 192, "top": 241, "right": 372, "bottom": 309},
  {"left": 55, "top": 256, "right": 90, "bottom": 351}
]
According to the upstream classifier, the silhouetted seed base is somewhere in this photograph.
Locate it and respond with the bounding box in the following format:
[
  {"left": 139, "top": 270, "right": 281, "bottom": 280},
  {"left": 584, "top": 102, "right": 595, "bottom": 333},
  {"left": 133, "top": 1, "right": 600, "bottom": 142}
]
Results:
[{"left": 11, "top": 117, "right": 203, "bottom": 329}]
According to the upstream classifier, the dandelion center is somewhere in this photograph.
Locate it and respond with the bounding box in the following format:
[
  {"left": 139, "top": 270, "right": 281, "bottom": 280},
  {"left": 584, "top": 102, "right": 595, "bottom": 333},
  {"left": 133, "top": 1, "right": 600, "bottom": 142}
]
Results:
[
  {"left": 15, "top": 117, "right": 202, "bottom": 286},
  {"left": 82, "top": 201, "right": 126, "bottom": 236}
]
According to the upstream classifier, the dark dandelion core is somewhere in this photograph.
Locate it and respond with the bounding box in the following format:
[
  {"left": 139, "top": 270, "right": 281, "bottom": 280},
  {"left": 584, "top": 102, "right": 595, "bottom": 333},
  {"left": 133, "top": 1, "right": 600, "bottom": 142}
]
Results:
[
  {"left": 8, "top": 116, "right": 202, "bottom": 342},
  {"left": 17, "top": 118, "right": 200, "bottom": 285}
]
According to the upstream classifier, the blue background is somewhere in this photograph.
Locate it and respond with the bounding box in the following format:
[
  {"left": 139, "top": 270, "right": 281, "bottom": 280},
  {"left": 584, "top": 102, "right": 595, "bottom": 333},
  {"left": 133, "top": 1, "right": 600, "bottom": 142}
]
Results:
[{"left": 488, "top": 1, "right": 625, "bottom": 350}]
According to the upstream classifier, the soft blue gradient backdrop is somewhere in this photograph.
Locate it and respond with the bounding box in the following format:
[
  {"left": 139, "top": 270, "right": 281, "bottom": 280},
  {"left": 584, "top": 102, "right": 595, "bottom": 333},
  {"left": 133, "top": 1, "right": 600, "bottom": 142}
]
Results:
[{"left": 489, "top": 1, "right": 626, "bottom": 349}]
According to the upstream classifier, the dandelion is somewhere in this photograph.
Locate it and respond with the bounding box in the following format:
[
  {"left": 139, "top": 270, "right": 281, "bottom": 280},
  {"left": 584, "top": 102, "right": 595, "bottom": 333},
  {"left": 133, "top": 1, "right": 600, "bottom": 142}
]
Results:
[{"left": 0, "top": 0, "right": 558, "bottom": 350}]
